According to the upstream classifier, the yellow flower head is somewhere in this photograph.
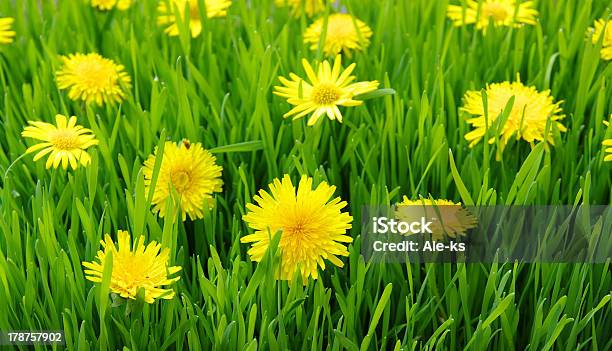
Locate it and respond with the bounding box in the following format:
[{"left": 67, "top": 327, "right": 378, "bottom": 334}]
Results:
[
  {"left": 91, "top": 0, "right": 131, "bottom": 11},
  {"left": 396, "top": 197, "right": 478, "bottom": 240},
  {"left": 241, "top": 175, "right": 353, "bottom": 283},
  {"left": 274, "top": 55, "right": 379, "bottom": 126},
  {"left": 589, "top": 19, "right": 612, "bottom": 61},
  {"left": 56, "top": 53, "right": 132, "bottom": 106},
  {"left": 275, "top": 0, "right": 326, "bottom": 18},
  {"left": 21, "top": 114, "right": 99, "bottom": 170},
  {"left": 82, "top": 230, "right": 182, "bottom": 304},
  {"left": 461, "top": 77, "right": 565, "bottom": 151},
  {"left": 447, "top": 0, "right": 538, "bottom": 32},
  {"left": 157, "top": 0, "right": 232, "bottom": 38},
  {"left": 603, "top": 139, "right": 612, "bottom": 162},
  {"left": 0, "top": 17, "right": 16, "bottom": 44},
  {"left": 143, "top": 140, "right": 223, "bottom": 221},
  {"left": 303, "top": 13, "right": 373, "bottom": 56}
]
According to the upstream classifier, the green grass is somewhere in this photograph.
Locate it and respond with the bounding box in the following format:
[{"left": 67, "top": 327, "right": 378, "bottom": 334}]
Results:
[{"left": 0, "top": 0, "right": 611, "bottom": 349}]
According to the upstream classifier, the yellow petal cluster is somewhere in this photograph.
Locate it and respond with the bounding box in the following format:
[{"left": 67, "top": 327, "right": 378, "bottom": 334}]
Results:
[
  {"left": 242, "top": 175, "right": 353, "bottom": 282},
  {"left": 83, "top": 230, "right": 182, "bottom": 304},
  {"left": 21, "top": 114, "right": 99, "bottom": 170},
  {"left": 274, "top": 55, "right": 379, "bottom": 125}
]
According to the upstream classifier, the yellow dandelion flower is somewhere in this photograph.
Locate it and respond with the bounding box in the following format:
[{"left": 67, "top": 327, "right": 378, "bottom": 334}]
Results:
[
  {"left": 589, "top": 19, "right": 612, "bottom": 61},
  {"left": 303, "top": 13, "right": 373, "bottom": 56},
  {"left": 447, "top": 0, "right": 538, "bottom": 32},
  {"left": 275, "top": 0, "right": 326, "bottom": 18},
  {"left": 0, "top": 17, "right": 16, "bottom": 44},
  {"left": 461, "top": 77, "right": 565, "bottom": 151},
  {"left": 56, "top": 53, "right": 132, "bottom": 106},
  {"left": 396, "top": 197, "right": 478, "bottom": 240},
  {"left": 274, "top": 55, "right": 379, "bottom": 126},
  {"left": 143, "top": 140, "right": 223, "bottom": 221},
  {"left": 603, "top": 139, "right": 612, "bottom": 162},
  {"left": 157, "top": 0, "right": 232, "bottom": 38},
  {"left": 91, "top": 0, "right": 131, "bottom": 11},
  {"left": 241, "top": 175, "right": 353, "bottom": 283},
  {"left": 82, "top": 230, "right": 182, "bottom": 304},
  {"left": 21, "top": 114, "right": 99, "bottom": 170}
]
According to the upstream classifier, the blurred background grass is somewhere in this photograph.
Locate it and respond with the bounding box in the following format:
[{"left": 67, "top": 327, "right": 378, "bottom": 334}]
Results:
[{"left": 0, "top": 0, "right": 611, "bottom": 349}]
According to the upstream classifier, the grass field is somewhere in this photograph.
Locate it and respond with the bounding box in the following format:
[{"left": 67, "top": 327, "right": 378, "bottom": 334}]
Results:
[{"left": 0, "top": 0, "right": 611, "bottom": 350}]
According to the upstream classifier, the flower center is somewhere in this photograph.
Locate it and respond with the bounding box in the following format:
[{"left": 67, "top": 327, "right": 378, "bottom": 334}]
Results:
[
  {"left": 284, "top": 218, "right": 312, "bottom": 239},
  {"left": 507, "top": 94, "right": 533, "bottom": 122},
  {"left": 75, "top": 60, "right": 116, "bottom": 91},
  {"left": 171, "top": 170, "right": 191, "bottom": 192},
  {"left": 189, "top": 3, "right": 200, "bottom": 19},
  {"left": 482, "top": 3, "right": 509, "bottom": 21},
  {"left": 482, "top": 2, "right": 509, "bottom": 21},
  {"left": 96, "top": 0, "right": 117, "bottom": 8},
  {"left": 50, "top": 130, "right": 79, "bottom": 150},
  {"left": 327, "top": 17, "right": 354, "bottom": 41},
  {"left": 312, "top": 84, "right": 341, "bottom": 105}
]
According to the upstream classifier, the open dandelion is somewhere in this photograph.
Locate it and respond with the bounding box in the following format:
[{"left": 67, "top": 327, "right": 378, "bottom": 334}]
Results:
[
  {"left": 82, "top": 230, "right": 182, "bottom": 304},
  {"left": 275, "top": 0, "right": 326, "bottom": 18},
  {"left": 241, "top": 175, "right": 353, "bottom": 282},
  {"left": 21, "top": 114, "right": 99, "bottom": 170},
  {"left": 603, "top": 140, "right": 612, "bottom": 162},
  {"left": 157, "top": 0, "right": 232, "bottom": 38},
  {"left": 303, "top": 13, "right": 373, "bottom": 56},
  {"left": 274, "top": 55, "right": 379, "bottom": 126},
  {"left": 0, "top": 17, "right": 16, "bottom": 44},
  {"left": 461, "top": 77, "right": 565, "bottom": 152},
  {"left": 91, "top": 0, "right": 131, "bottom": 11},
  {"left": 447, "top": 0, "right": 538, "bottom": 32},
  {"left": 56, "top": 53, "right": 131, "bottom": 106},
  {"left": 396, "top": 197, "right": 478, "bottom": 240},
  {"left": 143, "top": 140, "right": 223, "bottom": 221},
  {"left": 589, "top": 19, "right": 612, "bottom": 61}
]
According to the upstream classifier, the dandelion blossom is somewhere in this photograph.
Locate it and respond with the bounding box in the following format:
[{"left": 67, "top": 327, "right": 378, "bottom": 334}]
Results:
[
  {"left": 589, "top": 19, "right": 612, "bottom": 60},
  {"left": 56, "top": 53, "right": 132, "bottom": 106},
  {"left": 157, "top": 0, "right": 232, "bottom": 38},
  {"left": 0, "top": 17, "right": 16, "bottom": 44},
  {"left": 21, "top": 114, "right": 99, "bottom": 170},
  {"left": 143, "top": 140, "right": 223, "bottom": 221},
  {"left": 274, "top": 55, "right": 379, "bottom": 125},
  {"left": 275, "top": 0, "right": 326, "bottom": 18},
  {"left": 461, "top": 77, "right": 565, "bottom": 151},
  {"left": 396, "top": 197, "right": 478, "bottom": 240},
  {"left": 82, "top": 230, "right": 181, "bottom": 304},
  {"left": 303, "top": 13, "right": 373, "bottom": 56},
  {"left": 603, "top": 139, "right": 612, "bottom": 162},
  {"left": 447, "top": 0, "right": 538, "bottom": 32},
  {"left": 91, "top": 0, "right": 131, "bottom": 11},
  {"left": 241, "top": 175, "right": 353, "bottom": 282}
]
